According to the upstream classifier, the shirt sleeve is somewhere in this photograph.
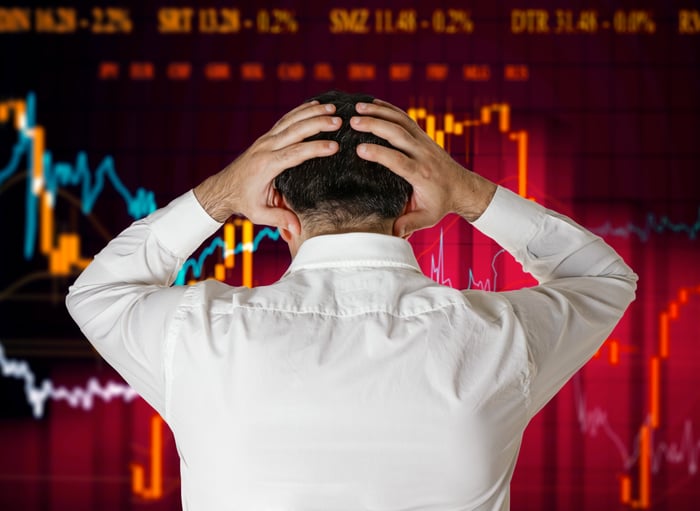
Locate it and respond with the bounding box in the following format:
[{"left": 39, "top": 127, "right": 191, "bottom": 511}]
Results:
[
  {"left": 470, "top": 186, "right": 638, "bottom": 418},
  {"left": 65, "top": 190, "right": 222, "bottom": 416}
]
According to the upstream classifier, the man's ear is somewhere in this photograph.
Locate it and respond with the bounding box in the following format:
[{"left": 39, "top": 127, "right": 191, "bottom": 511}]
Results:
[{"left": 272, "top": 192, "right": 300, "bottom": 242}]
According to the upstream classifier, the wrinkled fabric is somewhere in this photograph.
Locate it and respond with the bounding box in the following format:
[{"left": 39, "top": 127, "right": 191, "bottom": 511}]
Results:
[{"left": 66, "top": 186, "right": 637, "bottom": 511}]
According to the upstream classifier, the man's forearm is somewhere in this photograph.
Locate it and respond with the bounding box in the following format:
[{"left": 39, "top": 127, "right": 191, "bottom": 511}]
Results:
[
  {"left": 454, "top": 171, "right": 498, "bottom": 223},
  {"left": 193, "top": 169, "right": 240, "bottom": 223}
]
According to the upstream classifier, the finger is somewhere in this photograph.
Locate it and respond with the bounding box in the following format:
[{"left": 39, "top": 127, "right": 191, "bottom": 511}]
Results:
[
  {"left": 270, "top": 102, "right": 336, "bottom": 135},
  {"left": 270, "top": 115, "right": 341, "bottom": 150},
  {"left": 351, "top": 117, "right": 417, "bottom": 156},
  {"left": 269, "top": 139, "right": 339, "bottom": 174},
  {"left": 356, "top": 101, "right": 416, "bottom": 132},
  {"left": 373, "top": 98, "right": 409, "bottom": 115}
]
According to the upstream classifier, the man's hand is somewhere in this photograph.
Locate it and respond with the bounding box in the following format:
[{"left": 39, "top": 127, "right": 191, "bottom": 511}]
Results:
[
  {"left": 193, "top": 101, "right": 342, "bottom": 231},
  {"left": 351, "top": 99, "right": 497, "bottom": 238}
]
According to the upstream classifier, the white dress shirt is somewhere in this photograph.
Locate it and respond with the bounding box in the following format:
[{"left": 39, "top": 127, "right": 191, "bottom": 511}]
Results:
[{"left": 66, "top": 186, "right": 637, "bottom": 511}]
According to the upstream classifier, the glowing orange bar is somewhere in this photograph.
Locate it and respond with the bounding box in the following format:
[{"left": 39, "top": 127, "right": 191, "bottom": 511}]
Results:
[
  {"left": 0, "top": 103, "right": 8, "bottom": 122},
  {"left": 214, "top": 263, "right": 225, "bottom": 281},
  {"left": 40, "top": 191, "right": 53, "bottom": 255},
  {"left": 453, "top": 122, "right": 463, "bottom": 136},
  {"left": 49, "top": 251, "right": 63, "bottom": 275},
  {"left": 130, "top": 464, "right": 145, "bottom": 494},
  {"left": 407, "top": 107, "right": 418, "bottom": 121},
  {"left": 13, "top": 101, "right": 25, "bottom": 130},
  {"left": 130, "top": 414, "right": 164, "bottom": 500},
  {"left": 65, "top": 233, "right": 79, "bottom": 261},
  {"left": 679, "top": 288, "right": 689, "bottom": 304},
  {"left": 639, "top": 425, "right": 651, "bottom": 508},
  {"left": 416, "top": 108, "right": 427, "bottom": 119},
  {"left": 620, "top": 475, "right": 631, "bottom": 504},
  {"left": 33, "top": 126, "right": 45, "bottom": 191},
  {"left": 668, "top": 302, "right": 678, "bottom": 320},
  {"left": 480, "top": 106, "right": 491, "bottom": 123},
  {"left": 659, "top": 312, "right": 669, "bottom": 358},
  {"left": 242, "top": 220, "right": 253, "bottom": 288},
  {"left": 53, "top": 233, "right": 80, "bottom": 275},
  {"left": 508, "top": 131, "right": 528, "bottom": 197},
  {"left": 224, "top": 223, "right": 235, "bottom": 268},
  {"left": 609, "top": 339, "right": 619, "bottom": 365},
  {"left": 149, "top": 415, "right": 163, "bottom": 498},
  {"left": 649, "top": 357, "right": 660, "bottom": 428},
  {"left": 499, "top": 104, "right": 511, "bottom": 132}
]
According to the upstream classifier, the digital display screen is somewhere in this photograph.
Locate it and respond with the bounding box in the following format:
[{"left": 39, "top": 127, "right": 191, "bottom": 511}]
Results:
[{"left": 1, "top": 1, "right": 699, "bottom": 509}]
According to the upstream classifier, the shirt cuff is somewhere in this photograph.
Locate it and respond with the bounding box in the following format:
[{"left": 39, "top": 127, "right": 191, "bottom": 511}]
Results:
[
  {"left": 470, "top": 186, "right": 546, "bottom": 254},
  {"left": 147, "top": 189, "right": 223, "bottom": 259}
]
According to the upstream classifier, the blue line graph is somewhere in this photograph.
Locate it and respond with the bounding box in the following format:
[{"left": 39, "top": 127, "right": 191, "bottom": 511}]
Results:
[
  {"left": 591, "top": 209, "right": 700, "bottom": 242},
  {"left": 2, "top": 91, "right": 697, "bottom": 288},
  {"left": 174, "top": 226, "right": 282, "bottom": 285},
  {"left": 0, "top": 92, "right": 157, "bottom": 260}
]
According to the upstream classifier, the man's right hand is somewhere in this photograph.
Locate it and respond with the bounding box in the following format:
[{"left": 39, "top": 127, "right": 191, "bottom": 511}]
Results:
[
  {"left": 351, "top": 99, "right": 497, "bottom": 238},
  {"left": 194, "top": 101, "right": 341, "bottom": 229}
]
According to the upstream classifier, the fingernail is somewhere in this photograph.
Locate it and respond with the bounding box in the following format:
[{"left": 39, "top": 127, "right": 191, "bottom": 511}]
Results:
[
  {"left": 324, "top": 104, "right": 335, "bottom": 112},
  {"left": 357, "top": 143, "right": 367, "bottom": 154},
  {"left": 356, "top": 102, "right": 368, "bottom": 111},
  {"left": 331, "top": 116, "right": 340, "bottom": 125},
  {"left": 328, "top": 141, "right": 338, "bottom": 150},
  {"left": 351, "top": 116, "right": 361, "bottom": 125}
]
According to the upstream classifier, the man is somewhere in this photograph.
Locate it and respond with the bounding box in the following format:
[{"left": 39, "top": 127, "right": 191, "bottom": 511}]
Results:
[{"left": 66, "top": 91, "right": 637, "bottom": 510}]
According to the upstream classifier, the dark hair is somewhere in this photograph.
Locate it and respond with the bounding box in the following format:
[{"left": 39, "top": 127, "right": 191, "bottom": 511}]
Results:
[{"left": 273, "top": 90, "right": 412, "bottom": 230}]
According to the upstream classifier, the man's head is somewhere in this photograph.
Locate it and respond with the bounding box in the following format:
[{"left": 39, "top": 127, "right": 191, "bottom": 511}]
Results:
[{"left": 274, "top": 90, "right": 412, "bottom": 237}]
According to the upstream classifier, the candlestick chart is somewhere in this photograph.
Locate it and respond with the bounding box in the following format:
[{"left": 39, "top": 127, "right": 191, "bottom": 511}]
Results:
[{"left": 1, "top": 1, "right": 699, "bottom": 510}]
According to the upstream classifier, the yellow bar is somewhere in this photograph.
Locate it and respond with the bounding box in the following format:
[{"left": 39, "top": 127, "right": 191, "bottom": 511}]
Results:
[
  {"left": 224, "top": 223, "right": 235, "bottom": 268},
  {"left": 242, "top": 220, "right": 253, "bottom": 288},
  {"left": 499, "top": 104, "right": 510, "bottom": 132},
  {"left": 214, "top": 263, "right": 225, "bottom": 281},
  {"left": 425, "top": 115, "right": 436, "bottom": 141},
  {"left": 416, "top": 108, "right": 426, "bottom": 119},
  {"left": 0, "top": 103, "right": 8, "bottom": 122},
  {"left": 407, "top": 107, "right": 417, "bottom": 121},
  {"left": 435, "top": 130, "right": 445, "bottom": 149},
  {"left": 453, "top": 122, "right": 463, "bottom": 135},
  {"left": 444, "top": 113, "right": 454, "bottom": 133}
]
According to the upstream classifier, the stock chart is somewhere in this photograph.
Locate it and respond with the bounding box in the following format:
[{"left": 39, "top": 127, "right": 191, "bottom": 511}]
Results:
[{"left": 1, "top": 1, "right": 699, "bottom": 509}]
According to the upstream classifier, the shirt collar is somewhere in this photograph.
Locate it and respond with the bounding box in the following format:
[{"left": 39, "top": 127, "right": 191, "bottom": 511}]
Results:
[{"left": 283, "top": 232, "right": 423, "bottom": 276}]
